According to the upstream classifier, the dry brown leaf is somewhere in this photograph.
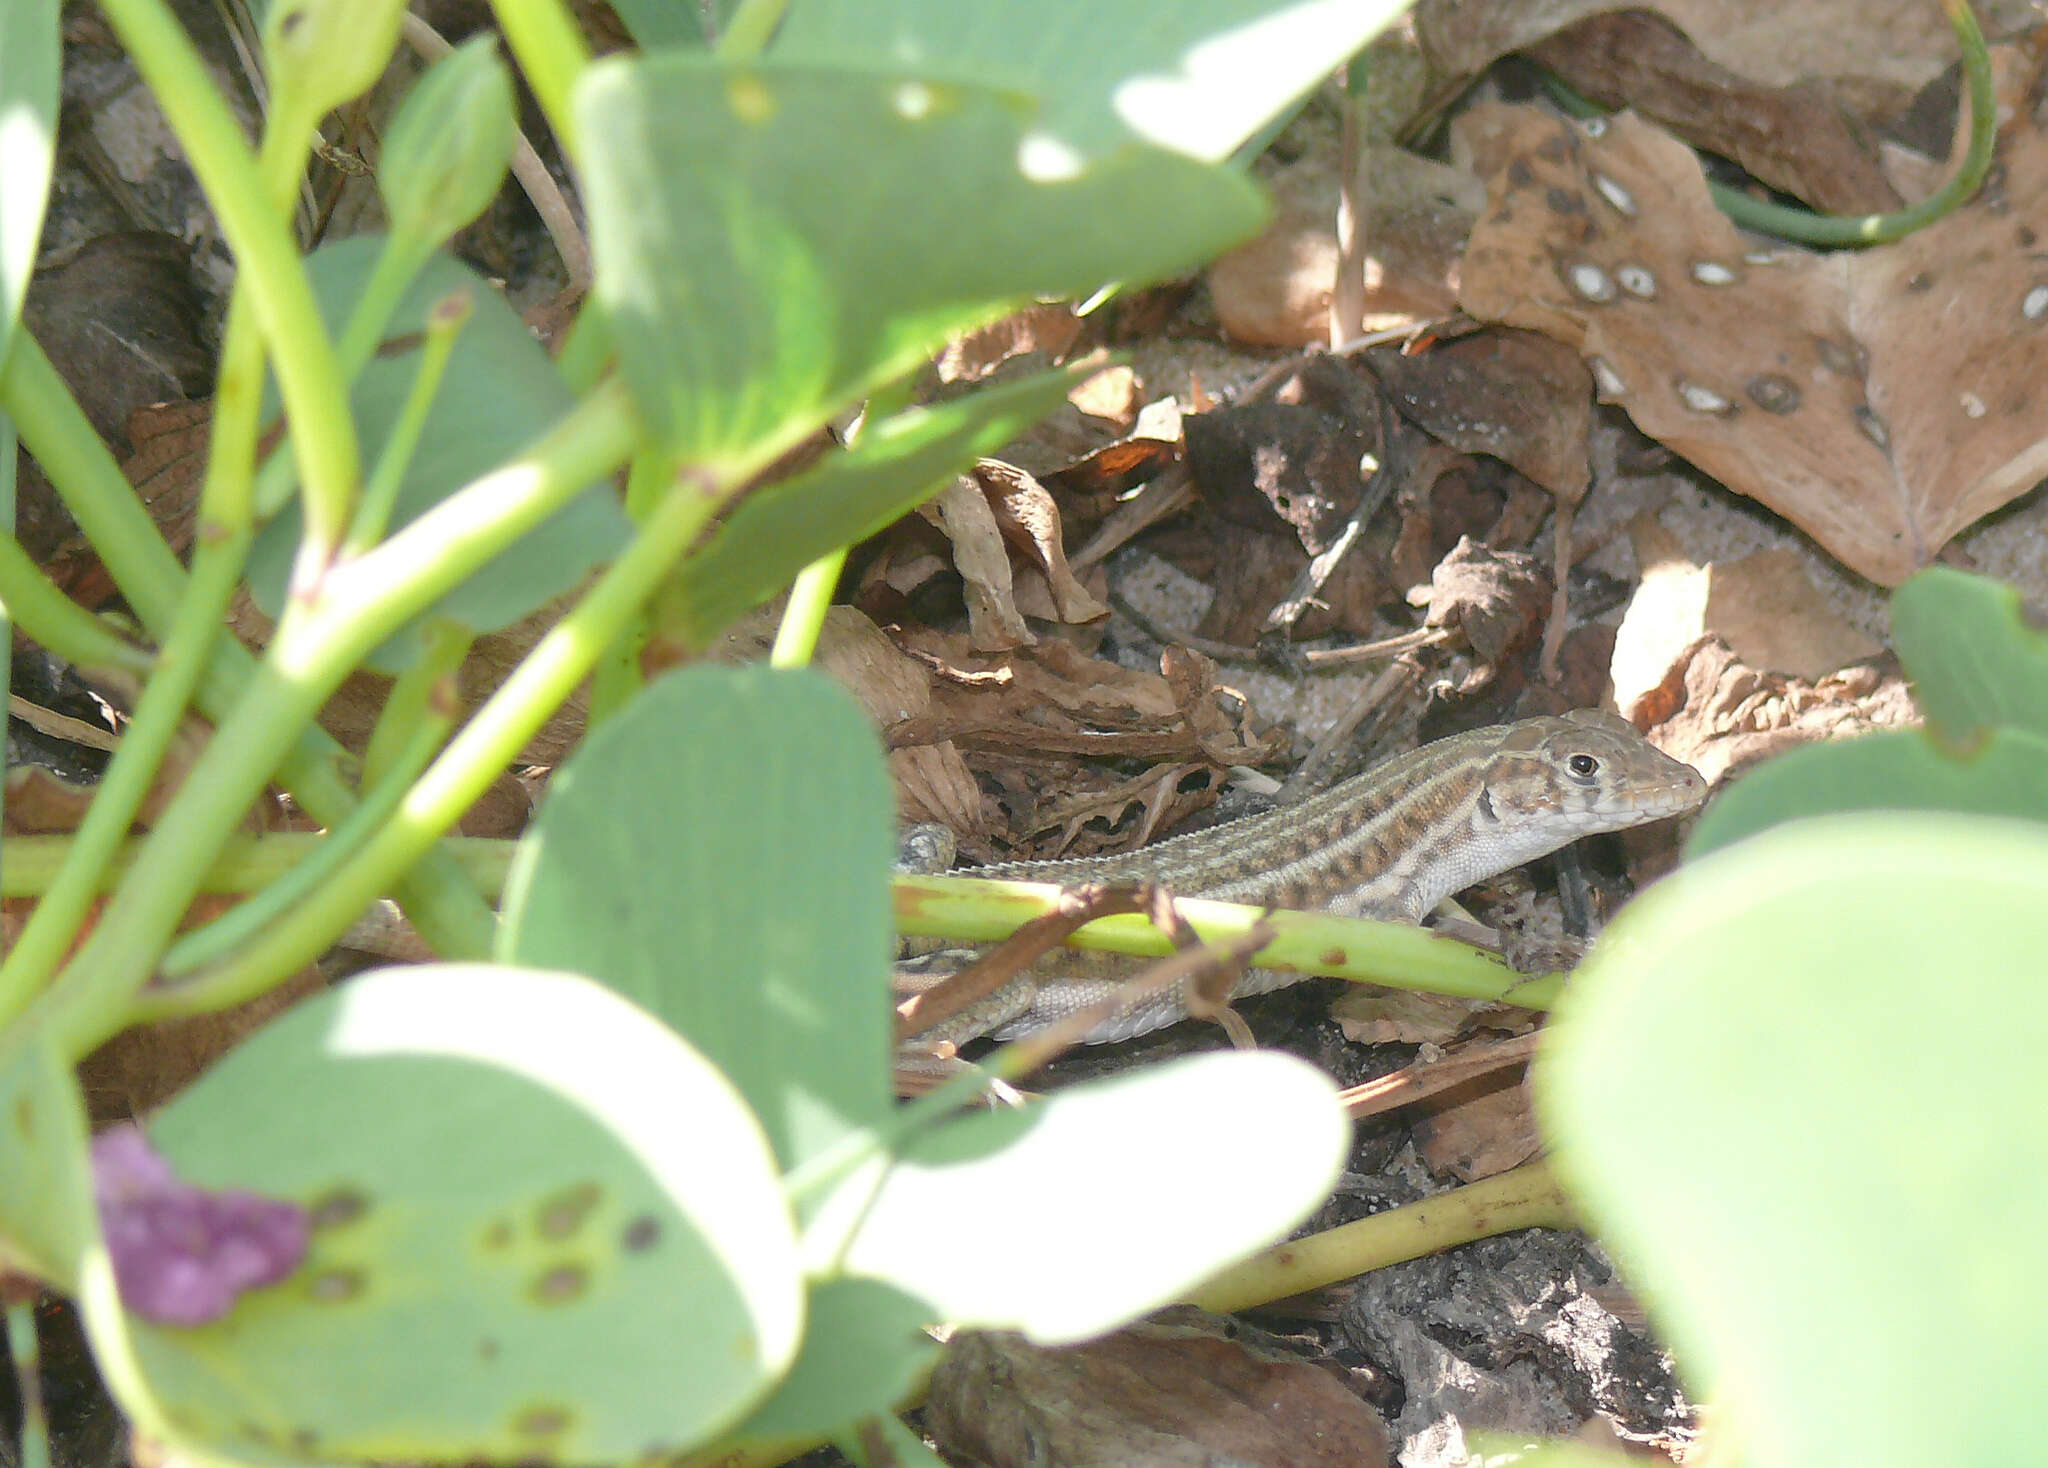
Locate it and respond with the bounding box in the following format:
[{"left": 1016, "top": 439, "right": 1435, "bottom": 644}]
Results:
[
  {"left": 935, "top": 303, "right": 1087, "bottom": 384},
  {"left": 921, "top": 474, "right": 1034, "bottom": 652},
  {"left": 1457, "top": 97, "right": 2048, "bottom": 585},
  {"left": 1366, "top": 328, "right": 1592, "bottom": 505},
  {"left": 1418, "top": 0, "right": 1989, "bottom": 100},
  {"left": 887, "top": 626, "right": 1282, "bottom": 859},
  {"left": 927, "top": 1311, "right": 1389, "bottom": 1468},
  {"left": 1611, "top": 518, "right": 1883, "bottom": 713},
  {"left": 1638, "top": 636, "right": 1916, "bottom": 785},
  {"left": 1209, "top": 148, "right": 1479, "bottom": 347},
  {"left": 1332, "top": 986, "right": 1498, "bottom": 1046},
  {"left": 1414, "top": 1076, "right": 1543, "bottom": 1183},
  {"left": 1524, "top": 10, "right": 1904, "bottom": 214},
  {"left": 974, "top": 460, "right": 1109, "bottom": 626}
]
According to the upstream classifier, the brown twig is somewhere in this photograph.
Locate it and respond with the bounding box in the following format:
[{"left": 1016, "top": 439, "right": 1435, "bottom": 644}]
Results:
[{"left": 1338, "top": 1030, "right": 1541, "bottom": 1120}]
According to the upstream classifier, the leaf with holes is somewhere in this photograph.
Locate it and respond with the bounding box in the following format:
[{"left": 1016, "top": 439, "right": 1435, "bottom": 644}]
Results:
[
  {"left": 1458, "top": 104, "right": 2048, "bottom": 585},
  {"left": 82, "top": 966, "right": 802, "bottom": 1463}
]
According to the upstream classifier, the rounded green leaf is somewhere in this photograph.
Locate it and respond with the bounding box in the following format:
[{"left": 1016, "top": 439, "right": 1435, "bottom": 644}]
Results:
[
  {"left": 0, "top": 0, "right": 58, "bottom": 369},
  {"left": 500, "top": 666, "right": 896, "bottom": 1177},
  {"left": 247, "top": 239, "right": 630, "bottom": 670},
  {"left": 1891, "top": 566, "right": 2048, "bottom": 742},
  {"left": 1539, "top": 814, "right": 2048, "bottom": 1467},
  {"left": 262, "top": 0, "right": 405, "bottom": 119},
  {"left": 1686, "top": 725, "right": 2048, "bottom": 857},
  {"left": 377, "top": 36, "right": 518, "bottom": 256},
  {"left": 674, "top": 365, "right": 1081, "bottom": 645},
  {"left": 574, "top": 54, "right": 1266, "bottom": 461},
  {"left": 839, "top": 1051, "right": 1349, "bottom": 1343},
  {"left": 0, "top": 1035, "right": 93, "bottom": 1290},
  {"left": 772, "top": 0, "right": 1412, "bottom": 163},
  {"left": 106, "top": 965, "right": 802, "bottom": 1463}
]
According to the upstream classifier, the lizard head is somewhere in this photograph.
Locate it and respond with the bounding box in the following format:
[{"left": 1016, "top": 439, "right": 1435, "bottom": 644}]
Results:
[{"left": 1487, "top": 708, "right": 1708, "bottom": 836}]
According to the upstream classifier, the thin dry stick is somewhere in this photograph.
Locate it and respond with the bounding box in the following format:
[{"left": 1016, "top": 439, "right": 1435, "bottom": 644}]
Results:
[
  {"left": 399, "top": 13, "right": 593, "bottom": 293},
  {"left": 1339, "top": 1030, "right": 1540, "bottom": 1120}
]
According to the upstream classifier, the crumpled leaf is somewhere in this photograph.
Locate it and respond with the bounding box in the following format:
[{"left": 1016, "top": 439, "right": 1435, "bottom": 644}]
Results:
[{"left": 1457, "top": 94, "right": 2048, "bottom": 585}]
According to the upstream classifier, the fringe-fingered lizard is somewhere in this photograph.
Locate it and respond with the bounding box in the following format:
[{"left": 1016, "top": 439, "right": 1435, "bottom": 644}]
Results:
[{"left": 899, "top": 708, "right": 1707, "bottom": 1049}]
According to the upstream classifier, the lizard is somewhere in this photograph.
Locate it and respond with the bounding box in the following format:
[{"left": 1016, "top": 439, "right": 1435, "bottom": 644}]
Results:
[{"left": 897, "top": 708, "right": 1707, "bottom": 1051}]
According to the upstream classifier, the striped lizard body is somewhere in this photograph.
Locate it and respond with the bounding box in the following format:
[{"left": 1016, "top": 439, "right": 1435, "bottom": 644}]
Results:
[{"left": 902, "top": 708, "right": 1707, "bottom": 1047}]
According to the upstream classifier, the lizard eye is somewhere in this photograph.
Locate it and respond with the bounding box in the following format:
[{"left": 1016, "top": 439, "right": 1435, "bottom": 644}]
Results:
[{"left": 1566, "top": 753, "right": 1601, "bottom": 781}]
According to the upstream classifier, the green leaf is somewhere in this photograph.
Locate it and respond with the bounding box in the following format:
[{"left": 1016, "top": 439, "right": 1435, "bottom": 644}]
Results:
[
  {"left": 772, "top": 0, "right": 1413, "bottom": 163},
  {"left": 376, "top": 37, "right": 518, "bottom": 257},
  {"left": 499, "top": 666, "right": 896, "bottom": 1176},
  {"left": 0, "top": 1034, "right": 94, "bottom": 1290},
  {"left": 262, "top": 0, "right": 405, "bottom": 120},
  {"left": 0, "top": 0, "right": 59, "bottom": 370},
  {"left": 609, "top": 0, "right": 735, "bottom": 48},
  {"left": 1539, "top": 813, "right": 2048, "bottom": 1467},
  {"left": 837, "top": 1052, "right": 1348, "bottom": 1343},
  {"left": 725, "top": 1277, "right": 937, "bottom": 1443},
  {"left": 574, "top": 54, "right": 1265, "bottom": 462},
  {"left": 107, "top": 965, "right": 803, "bottom": 1463},
  {"left": 1891, "top": 566, "right": 2048, "bottom": 742},
  {"left": 673, "top": 364, "right": 1082, "bottom": 646},
  {"left": 246, "top": 240, "right": 630, "bottom": 670},
  {"left": 1686, "top": 726, "right": 2048, "bottom": 858}
]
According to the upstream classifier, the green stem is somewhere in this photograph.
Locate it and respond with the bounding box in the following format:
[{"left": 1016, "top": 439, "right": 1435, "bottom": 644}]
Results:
[
  {"left": 0, "top": 334, "right": 183, "bottom": 631},
  {"left": 718, "top": 0, "right": 791, "bottom": 58},
  {"left": 160, "top": 663, "right": 462, "bottom": 980},
  {"left": 137, "top": 457, "right": 736, "bottom": 1028},
  {"left": 1538, "top": 0, "right": 1992, "bottom": 247},
  {"left": 0, "top": 534, "right": 152, "bottom": 676},
  {"left": 34, "top": 383, "right": 639, "bottom": 1057},
  {"left": 345, "top": 287, "right": 470, "bottom": 554},
  {"left": 0, "top": 284, "right": 267, "bottom": 1025},
  {"left": 5, "top": 1301, "right": 49, "bottom": 1468},
  {"left": 363, "top": 618, "right": 473, "bottom": 789},
  {"left": 253, "top": 236, "right": 434, "bottom": 520},
  {"left": 95, "top": 0, "right": 360, "bottom": 562},
  {"left": 553, "top": 303, "right": 612, "bottom": 393},
  {"left": 1186, "top": 1161, "right": 1574, "bottom": 1314},
  {"left": 769, "top": 547, "right": 846, "bottom": 668},
  {"left": 892, "top": 873, "right": 1559, "bottom": 1007},
  {"left": 0, "top": 831, "right": 517, "bottom": 899},
  {"left": 2, "top": 326, "right": 497, "bottom": 955},
  {"left": 2, "top": 406, "right": 13, "bottom": 889},
  {"left": 487, "top": 0, "right": 590, "bottom": 160}
]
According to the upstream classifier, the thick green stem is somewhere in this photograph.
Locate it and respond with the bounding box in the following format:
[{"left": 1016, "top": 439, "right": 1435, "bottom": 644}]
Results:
[
  {"left": 0, "top": 535, "right": 151, "bottom": 675},
  {"left": 34, "top": 384, "right": 639, "bottom": 1057},
  {"left": 0, "top": 832, "right": 517, "bottom": 899},
  {"left": 718, "top": 0, "right": 791, "bottom": 57},
  {"left": 892, "top": 873, "right": 1560, "bottom": 1008},
  {"left": 0, "top": 335, "right": 182, "bottom": 630},
  {"left": 2, "top": 328, "right": 496, "bottom": 954},
  {"left": 160, "top": 666, "right": 461, "bottom": 980},
  {"left": 487, "top": 0, "right": 589, "bottom": 161},
  {"left": 0, "top": 285, "right": 267, "bottom": 1024},
  {"left": 139, "top": 460, "right": 732, "bottom": 1027},
  {"left": 770, "top": 547, "right": 847, "bottom": 669},
  {"left": 345, "top": 288, "right": 469, "bottom": 554},
  {"left": 1187, "top": 1162, "right": 1575, "bottom": 1314},
  {"left": 95, "top": 0, "right": 359, "bottom": 558}
]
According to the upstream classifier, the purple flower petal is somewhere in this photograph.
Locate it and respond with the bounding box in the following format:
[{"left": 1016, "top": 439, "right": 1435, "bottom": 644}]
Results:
[{"left": 92, "top": 1124, "right": 309, "bottom": 1327}]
